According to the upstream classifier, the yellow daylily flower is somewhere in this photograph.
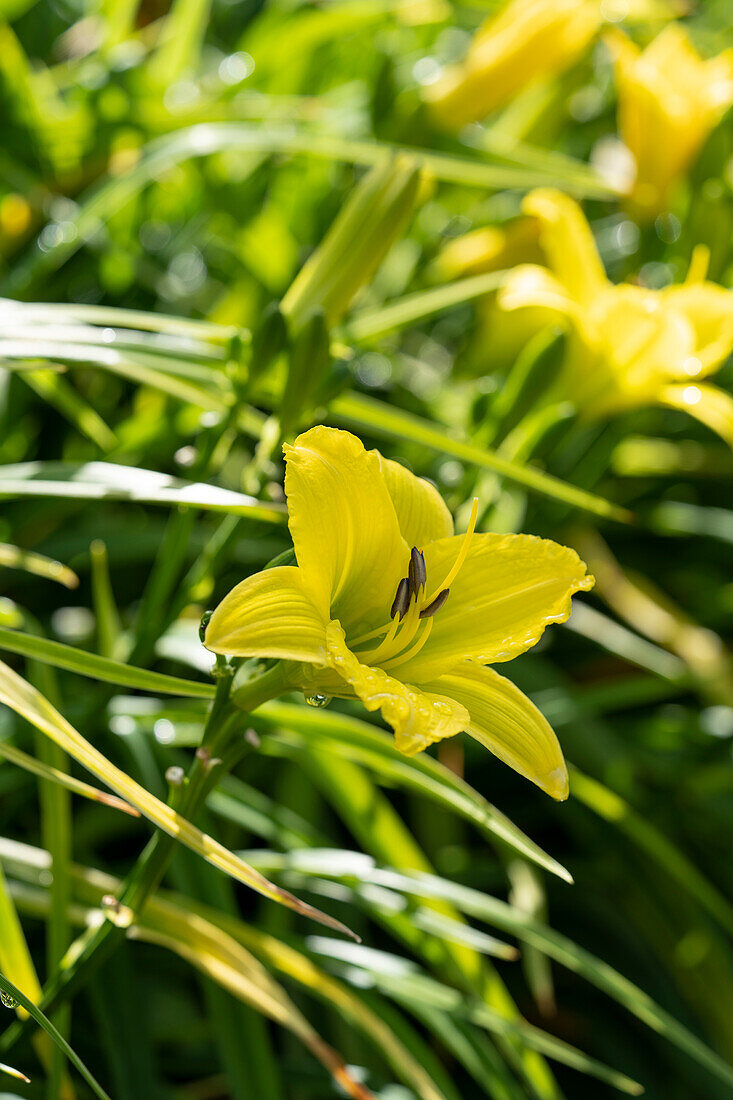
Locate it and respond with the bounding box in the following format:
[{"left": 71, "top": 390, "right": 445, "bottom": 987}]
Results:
[
  {"left": 496, "top": 189, "right": 733, "bottom": 446},
  {"left": 607, "top": 25, "right": 733, "bottom": 217},
  {"left": 433, "top": 218, "right": 542, "bottom": 281},
  {"left": 205, "top": 426, "right": 594, "bottom": 799},
  {"left": 424, "top": 0, "right": 600, "bottom": 129}
]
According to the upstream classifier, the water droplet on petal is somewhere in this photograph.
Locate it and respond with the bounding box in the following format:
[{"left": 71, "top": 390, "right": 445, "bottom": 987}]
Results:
[
  {"left": 1, "top": 991, "right": 18, "bottom": 1009},
  {"left": 305, "top": 693, "right": 332, "bottom": 708}
]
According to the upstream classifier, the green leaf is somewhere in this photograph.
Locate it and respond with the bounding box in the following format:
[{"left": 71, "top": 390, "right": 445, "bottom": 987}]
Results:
[
  {"left": 0, "top": 971, "right": 111, "bottom": 1100},
  {"left": 0, "top": 659, "right": 356, "bottom": 938},
  {"left": 262, "top": 849, "right": 733, "bottom": 1094},
  {"left": 2, "top": 123, "right": 616, "bottom": 295},
  {"left": 341, "top": 271, "right": 508, "bottom": 343},
  {"left": 0, "top": 543, "right": 79, "bottom": 590},
  {"left": 0, "top": 738, "right": 139, "bottom": 815},
  {"left": 0, "top": 625, "right": 216, "bottom": 697},
  {"left": 0, "top": 461, "right": 286, "bottom": 522},
  {"left": 307, "top": 939, "right": 643, "bottom": 1095},
  {"left": 255, "top": 699, "right": 573, "bottom": 883}
]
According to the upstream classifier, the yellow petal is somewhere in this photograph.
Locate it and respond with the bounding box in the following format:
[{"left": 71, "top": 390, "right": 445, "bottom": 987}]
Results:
[
  {"left": 398, "top": 533, "right": 594, "bottom": 681},
  {"left": 319, "top": 621, "right": 469, "bottom": 756},
  {"left": 205, "top": 566, "right": 327, "bottom": 663},
  {"left": 522, "top": 189, "right": 608, "bottom": 304},
  {"left": 662, "top": 283, "right": 733, "bottom": 377},
  {"left": 377, "top": 454, "right": 453, "bottom": 546},
  {"left": 658, "top": 383, "right": 733, "bottom": 449},
  {"left": 425, "top": 0, "right": 598, "bottom": 129},
  {"left": 284, "top": 427, "right": 408, "bottom": 634},
  {"left": 424, "top": 662, "right": 568, "bottom": 799},
  {"left": 606, "top": 26, "right": 733, "bottom": 217},
  {"left": 497, "top": 264, "right": 578, "bottom": 318}
]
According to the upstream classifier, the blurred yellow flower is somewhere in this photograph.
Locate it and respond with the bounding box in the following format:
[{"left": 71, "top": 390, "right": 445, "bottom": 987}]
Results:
[
  {"left": 607, "top": 25, "right": 733, "bottom": 217},
  {"left": 497, "top": 189, "right": 733, "bottom": 444},
  {"left": 206, "top": 426, "right": 594, "bottom": 798},
  {"left": 425, "top": 0, "right": 600, "bottom": 128},
  {"left": 434, "top": 218, "right": 542, "bottom": 280},
  {"left": 0, "top": 194, "right": 32, "bottom": 239}
]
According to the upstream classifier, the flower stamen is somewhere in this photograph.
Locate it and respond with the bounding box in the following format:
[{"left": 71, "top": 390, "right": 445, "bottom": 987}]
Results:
[
  {"left": 390, "top": 577, "right": 411, "bottom": 620},
  {"left": 419, "top": 588, "right": 450, "bottom": 619},
  {"left": 422, "top": 496, "right": 479, "bottom": 606},
  {"left": 408, "top": 547, "right": 426, "bottom": 597},
  {"left": 384, "top": 617, "right": 434, "bottom": 669}
]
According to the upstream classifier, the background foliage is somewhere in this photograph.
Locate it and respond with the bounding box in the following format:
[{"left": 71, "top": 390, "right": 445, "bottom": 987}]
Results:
[{"left": 0, "top": 0, "right": 732, "bottom": 1098}]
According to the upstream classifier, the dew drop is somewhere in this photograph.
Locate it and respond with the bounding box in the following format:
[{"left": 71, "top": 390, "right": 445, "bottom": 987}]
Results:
[
  {"left": 305, "top": 693, "right": 332, "bottom": 708},
  {"left": 1, "top": 991, "right": 18, "bottom": 1009}
]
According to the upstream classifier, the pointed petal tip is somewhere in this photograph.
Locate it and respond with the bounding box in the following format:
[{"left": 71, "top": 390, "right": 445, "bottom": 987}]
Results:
[{"left": 546, "top": 764, "right": 570, "bottom": 802}]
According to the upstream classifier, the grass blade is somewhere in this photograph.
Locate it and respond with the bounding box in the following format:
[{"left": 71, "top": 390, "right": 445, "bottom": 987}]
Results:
[
  {"left": 0, "top": 461, "right": 286, "bottom": 522},
  {"left": 0, "top": 972, "right": 111, "bottom": 1100},
  {"left": 0, "top": 659, "right": 356, "bottom": 938},
  {"left": 256, "top": 700, "right": 572, "bottom": 883},
  {"left": 0, "top": 543, "right": 78, "bottom": 590},
  {"left": 0, "top": 739, "right": 139, "bottom": 815},
  {"left": 0, "top": 625, "right": 216, "bottom": 697}
]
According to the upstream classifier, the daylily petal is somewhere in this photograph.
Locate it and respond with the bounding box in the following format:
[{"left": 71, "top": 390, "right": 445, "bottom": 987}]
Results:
[
  {"left": 497, "top": 264, "right": 578, "bottom": 319},
  {"left": 606, "top": 26, "right": 733, "bottom": 217},
  {"left": 662, "top": 283, "right": 733, "bottom": 377},
  {"left": 321, "top": 621, "right": 469, "bottom": 756},
  {"left": 377, "top": 455, "right": 454, "bottom": 547},
  {"left": 284, "top": 426, "right": 408, "bottom": 632},
  {"left": 424, "top": 663, "right": 568, "bottom": 800},
  {"left": 205, "top": 566, "right": 327, "bottom": 663},
  {"left": 397, "top": 533, "right": 593, "bottom": 681},
  {"left": 522, "top": 189, "right": 608, "bottom": 304},
  {"left": 658, "top": 383, "right": 733, "bottom": 449}
]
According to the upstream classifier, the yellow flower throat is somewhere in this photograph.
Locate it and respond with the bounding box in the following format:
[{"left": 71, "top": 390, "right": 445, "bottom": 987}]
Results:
[{"left": 351, "top": 498, "right": 479, "bottom": 671}]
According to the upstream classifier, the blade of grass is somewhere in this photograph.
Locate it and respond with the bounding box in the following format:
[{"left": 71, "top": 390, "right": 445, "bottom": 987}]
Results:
[
  {"left": 2, "top": 123, "right": 617, "bottom": 296},
  {"left": 0, "top": 1059, "right": 30, "bottom": 1083},
  {"left": 20, "top": 369, "right": 117, "bottom": 450},
  {"left": 0, "top": 739, "right": 139, "bottom": 815},
  {"left": 340, "top": 271, "right": 508, "bottom": 342},
  {"left": 308, "top": 940, "right": 643, "bottom": 1095},
  {"left": 0, "top": 659, "right": 356, "bottom": 937},
  {"left": 0, "top": 461, "right": 286, "bottom": 522},
  {"left": 0, "top": 543, "right": 78, "bottom": 589},
  {"left": 0, "top": 972, "right": 111, "bottom": 1100},
  {"left": 90, "top": 541, "right": 123, "bottom": 660},
  {"left": 0, "top": 625, "right": 217, "bottom": 697},
  {"left": 255, "top": 700, "right": 572, "bottom": 883}
]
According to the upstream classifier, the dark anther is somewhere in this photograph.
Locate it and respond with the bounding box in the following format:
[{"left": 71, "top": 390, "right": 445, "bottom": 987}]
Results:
[
  {"left": 408, "top": 547, "right": 426, "bottom": 597},
  {"left": 419, "top": 588, "right": 450, "bottom": 618},
  {"left": 391, "top": 577, "right": 411, "bottom": 620}
]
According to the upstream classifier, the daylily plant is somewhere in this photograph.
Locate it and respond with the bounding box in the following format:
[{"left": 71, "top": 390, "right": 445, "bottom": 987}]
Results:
[
  {"left": 496, "top": 189, "right": 733, "bottom": 446},
  {"left": 206, "top": 426, "right": 593, "bottom": 799},
  {"left": 423, "top": 0, "right": 678, "bottom": 130},
  {"left": 425, "top": 0, "right": 600, "bottom": 129},
  {"left": 606, "top": 25, "right": 733, "bottom": 218}
]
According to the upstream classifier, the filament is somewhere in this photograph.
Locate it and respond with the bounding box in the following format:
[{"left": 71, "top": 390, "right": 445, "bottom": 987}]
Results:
[
  {"left": 384, "top": 618, "right": 434, "bottom": 670},
  {"left": 423, "top": 496, "right": 478, "bottom": 605}
]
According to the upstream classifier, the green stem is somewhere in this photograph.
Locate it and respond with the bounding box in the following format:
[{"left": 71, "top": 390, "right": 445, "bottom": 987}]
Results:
[{"left": 0, "top": 664, "right": 289, "bottom": 1055}]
